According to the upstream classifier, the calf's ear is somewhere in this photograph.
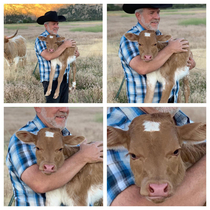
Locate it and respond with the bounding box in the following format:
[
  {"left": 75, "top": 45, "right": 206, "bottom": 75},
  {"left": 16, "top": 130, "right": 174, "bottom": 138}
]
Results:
[
  {"left": 107, "top": 126, "right": 129, "bottom": 149},
  {"left": 63, "top": 135, "right": 85, "bottom": 146},
  {"left": 177, "top": 123, "right": 206, "bottom": 144},
  {"left": 156, "top": 34, "right": 171, "bottom": 42},
  {"left": 125, "top": 33, "right": 139, "bottom": 42},
  {"left": 38, "top": 36, "right": 47, "bottom": 41},
  {"left": 56, "top": 37, "right": 65, "bottom": 42},
  {"left": 16, "top": 131, "right": 37, "bottom": 144}
]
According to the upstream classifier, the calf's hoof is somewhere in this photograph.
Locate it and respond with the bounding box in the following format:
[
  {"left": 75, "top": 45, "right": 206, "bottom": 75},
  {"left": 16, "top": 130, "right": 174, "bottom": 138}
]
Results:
[
  {"left": 69, "top": 86, "right": 76, "bottom": 92},
  {"left": 53, "top": 92, "right": 59, "bottom": 99},
  {"left": 45, "top": 89, "right": 51, "bottom": 96}
]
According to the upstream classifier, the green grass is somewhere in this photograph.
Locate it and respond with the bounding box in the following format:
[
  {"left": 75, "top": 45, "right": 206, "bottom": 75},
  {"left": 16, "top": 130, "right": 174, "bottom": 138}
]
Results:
[
  {"left": 179, "top": 18, "right": 206, "bottom": 25},
  {"left": 4, "top": 25, "right": 28, "bottom": 30},
  {"left": 70, "top": 24, "right": 102, "bottom": 32},
  {"left": 162, "top": 12, "right": 196, "bottom": 16},
  {"left": 95, "top": 113, "right": 103, "bottom": 123}
]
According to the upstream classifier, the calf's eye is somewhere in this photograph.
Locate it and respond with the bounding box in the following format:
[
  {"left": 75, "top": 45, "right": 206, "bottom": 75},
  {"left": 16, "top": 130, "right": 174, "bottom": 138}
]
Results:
[
  {"left": 173, "top": 149, "right": 180, "bottom": 156},
  {"left": 130, "top": 153, "right": 137, "bottom": 160}
]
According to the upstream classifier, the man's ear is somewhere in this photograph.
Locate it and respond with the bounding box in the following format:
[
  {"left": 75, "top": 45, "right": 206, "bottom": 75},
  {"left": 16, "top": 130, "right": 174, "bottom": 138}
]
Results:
[
  {"left": 63, "top": 135, "right": 85, "bottom": 146},
  {"left": 16, "top": 131, "right": 37, "bottom": 144},
  {"left": 38, "top": 36, "right": 47, "bottom": 41},
  {"left": 177, "top": 123, "right": 206, "bottom": 144},
  {"left": 125, "top": 33, "right": 139, "bottom": 42},
  {"left": 156, "top": 34, "right": 171, "bottom": 42},
  {"left": 107, "top": 126, "right": 129, "bottom": 149}
]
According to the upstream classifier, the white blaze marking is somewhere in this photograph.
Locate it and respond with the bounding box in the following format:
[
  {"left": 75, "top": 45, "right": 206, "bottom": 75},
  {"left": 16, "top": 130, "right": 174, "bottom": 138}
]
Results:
[
  {"left": 143, "top": 121, "right": 160, "bottom": 132},
  {"left": 145, "top": 33, "right": 151, "bottom": 37},
  {"left": 45, "top": 131, "right": 54, "bottom": 137},
  {"left": 50, "top": 35, "right": 53, "bottom": 38}
]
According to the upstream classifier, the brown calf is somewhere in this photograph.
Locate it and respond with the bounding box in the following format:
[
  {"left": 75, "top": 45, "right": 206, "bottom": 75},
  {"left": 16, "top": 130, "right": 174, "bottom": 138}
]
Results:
[
  {"left": 38, "top": 34, "right": 77, "bottom": 99},
  {"left": 107, "top": 113, "right": 205, "bottom": 203},
  {"left": 16, "top": 127, "right": 103, "bottom": 206},
  {"left": 125, "top": 30, "right": 191, "bottom": 103},
  {"left": 4, "top": 30, "right": 27, "bottom": 71}
]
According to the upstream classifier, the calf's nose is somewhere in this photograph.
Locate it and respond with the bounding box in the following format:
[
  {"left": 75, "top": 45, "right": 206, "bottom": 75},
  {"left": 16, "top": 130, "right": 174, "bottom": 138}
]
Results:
[
  {"left": 48, "top": 49, "right": 54, "bottom": 53},
  {"left": 149, "top": 183, "right": 169, "bottom": 197},
  {"left": 44, "top": 164, "right": 55, "bottom": 172},
  {"left": 144, "top": 55, "right": 152, "bottom": 61}
]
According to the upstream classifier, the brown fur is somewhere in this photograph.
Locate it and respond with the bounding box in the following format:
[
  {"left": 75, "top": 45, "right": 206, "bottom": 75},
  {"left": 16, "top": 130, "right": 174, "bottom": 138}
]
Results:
[
  {"left": 107, "top": 113, "right": 206, "bottom": 203},
  {"left": 38, "top": 34, "right": 77, "bottom": 99},
  {"left": 125, "top": 30, "right": 191, "bottom": 103},
  {"left": 4, "top": 30, "right": 27, "bottom": 71},
  {"left": 16, "top": 128, "right": 103, "bottom": 206}
]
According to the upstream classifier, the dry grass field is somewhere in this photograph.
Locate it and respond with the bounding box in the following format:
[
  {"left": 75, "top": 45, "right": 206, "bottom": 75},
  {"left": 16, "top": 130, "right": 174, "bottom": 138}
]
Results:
[
  {"left": 4, "top": 21, "right": 102, "bottom": 103},
  {"left": 4, "top": 107, "right": 103, "bottom": 206},
  {"left": 107, "top": 8, "right": 206, "bottom": 103}
]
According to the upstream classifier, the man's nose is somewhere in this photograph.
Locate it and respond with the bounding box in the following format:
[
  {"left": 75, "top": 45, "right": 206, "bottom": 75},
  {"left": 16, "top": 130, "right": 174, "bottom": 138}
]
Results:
[{"left": 57, "top": 107, "right": 69, "bottom": 112}]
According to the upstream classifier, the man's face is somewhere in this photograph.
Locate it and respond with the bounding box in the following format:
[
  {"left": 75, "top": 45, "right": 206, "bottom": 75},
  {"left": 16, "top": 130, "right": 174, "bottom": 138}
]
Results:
[
  {"left": 38, "top": 107, "right": 69, "bottom": 129},
  {"left": 45, "top": 21, "right": 59, "bottom": 35},
  {"left": 137, "top": 8, "right": 160, "bottom": 31},
  {"left": 140, "top": 107, "right": 179, "bottom": 116},
  {"left": 153, "top": 107, "right": 179, "bottom": 116}
]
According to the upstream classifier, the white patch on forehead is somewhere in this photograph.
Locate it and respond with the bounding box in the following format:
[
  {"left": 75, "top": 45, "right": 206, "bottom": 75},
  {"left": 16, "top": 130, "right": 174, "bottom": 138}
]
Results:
[
  {"left": 49, "top": 35, "right": 54, "bottom": 39},
  {"left": 143, "top": 121, "right": 160, "bottom": 132},
  {"left": 145, "top": 33, "right": 151, "bottom": 37},
  {"left": 45, "top": 131, "right": 54, "bottom": 138}
]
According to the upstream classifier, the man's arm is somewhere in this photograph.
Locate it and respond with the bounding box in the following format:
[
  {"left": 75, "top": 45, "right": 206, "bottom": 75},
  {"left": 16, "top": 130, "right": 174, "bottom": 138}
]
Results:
[
  {"left": 111, "top": 155, "right": 206, "bottom": 206},
  {"left": 41, "top": 39, "right": 76, "bottom": 61},
  {"left": 130, "top": 38, "right": 189, "bottom": 75},
  {"left": 21, "top": 141, "right": 103, "bottom": 194}
]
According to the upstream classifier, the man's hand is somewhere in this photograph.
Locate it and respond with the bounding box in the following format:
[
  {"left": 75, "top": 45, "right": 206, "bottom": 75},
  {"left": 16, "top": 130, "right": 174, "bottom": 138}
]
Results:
[
  {"left": 187, "top": 54, "right": 196, "bottom": 70},
  {"left": 64, "top": 39, "right": 76, "bottom": 48},
  {"left": 80, "top": 140, "right": 103, "bottom": 163},
  {"left": 167, "top": 38, "right": 189, "bottom": 54},
  {"left": 75, "top": 49, "right": 80, "bottom": 58}
]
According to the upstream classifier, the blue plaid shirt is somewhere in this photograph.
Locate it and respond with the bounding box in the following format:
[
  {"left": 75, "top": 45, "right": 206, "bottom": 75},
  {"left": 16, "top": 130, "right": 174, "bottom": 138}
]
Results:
[
  {"left": 119, "top": 22, "right": 179, "bottom": 103},
  {"left": 6, "top": 115, "right": 70, "bottom": 206},
  {"left": 107, "top": 107, "right": 191, "bottom": 206},
  {"left": 34, "top": 30, "right": 70, "bottom": 82}
]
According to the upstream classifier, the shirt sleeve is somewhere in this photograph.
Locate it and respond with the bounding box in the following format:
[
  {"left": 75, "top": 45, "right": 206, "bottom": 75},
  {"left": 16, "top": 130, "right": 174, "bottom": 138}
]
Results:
[
  {"left": 119, "top": 35, "right": 139, "bottom": 65},
  {"left": 8, "top": 134, "right": 37, "bottom": 178},
  {"left": 107, "top": 107, "right": 135, "bottom": 205},
  {"left": 35, "top": 37, "right": 47, "bottom": 55}
]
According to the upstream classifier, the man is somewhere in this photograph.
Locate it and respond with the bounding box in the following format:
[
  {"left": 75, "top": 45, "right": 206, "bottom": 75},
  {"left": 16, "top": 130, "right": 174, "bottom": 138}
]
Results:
[
  {"left": 119, "top": 4, "right": 196, "bottom": 103},
  {"left": 6, "top": 107, "right": 103, "bottom": 206},
  {"left": 107, "top": 107, "right": 206, "bottom": 206},
  {"left": 35, "top": 11, "right": 79, "bottom": 103}
]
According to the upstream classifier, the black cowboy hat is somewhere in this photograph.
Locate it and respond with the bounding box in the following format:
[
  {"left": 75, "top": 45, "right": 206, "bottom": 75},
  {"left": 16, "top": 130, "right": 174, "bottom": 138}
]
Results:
[
  {"left": 123, "top": 4, "right": 173, "bottom": 14},
  {"left": 37, "top": 11, "right": 66, "bottom": 25}
]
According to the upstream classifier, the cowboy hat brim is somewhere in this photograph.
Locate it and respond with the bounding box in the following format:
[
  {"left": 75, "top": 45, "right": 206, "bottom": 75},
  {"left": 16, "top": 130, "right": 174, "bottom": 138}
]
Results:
[
  {"left": 123, "top": 4, "right": 173, "bottom": 14},
  {"left": 37, "top": 11, "right": 66, "bottom": 25}
]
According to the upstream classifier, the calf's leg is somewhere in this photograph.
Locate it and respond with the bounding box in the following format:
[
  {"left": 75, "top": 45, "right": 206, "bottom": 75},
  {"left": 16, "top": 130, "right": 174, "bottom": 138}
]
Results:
[
  {"left": 54, "top": 64, "right": 67, "bottom": 99},
  {"left": 183, "top": 76, "right": 190, "bottom": 103},
  {"left": 71, "top": 61, "right": 76, "bottom": 91},
  {"left": 159, "top": 82, "right": 174, "bottom": 103},
  {"left": 144, "top": 74, "right": 157, "bottom": 103},
  {"left": 45, "top": 61, "right": 56, "bottom": 96}
]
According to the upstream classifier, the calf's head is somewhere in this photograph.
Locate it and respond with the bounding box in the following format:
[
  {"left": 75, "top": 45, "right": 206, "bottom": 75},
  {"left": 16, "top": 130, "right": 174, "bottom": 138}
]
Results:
[
  {"left": 16, "top": 128, "right": 85, "bottom": 175},
  {"left": 38, "top": 34, "right": 65, "bottom": 53},
  {"left": 125, "top": 30, "right": 171, "bottom": 62},
  {"left": 107, "top": 113, "right": 206, "bottom": 203}
]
